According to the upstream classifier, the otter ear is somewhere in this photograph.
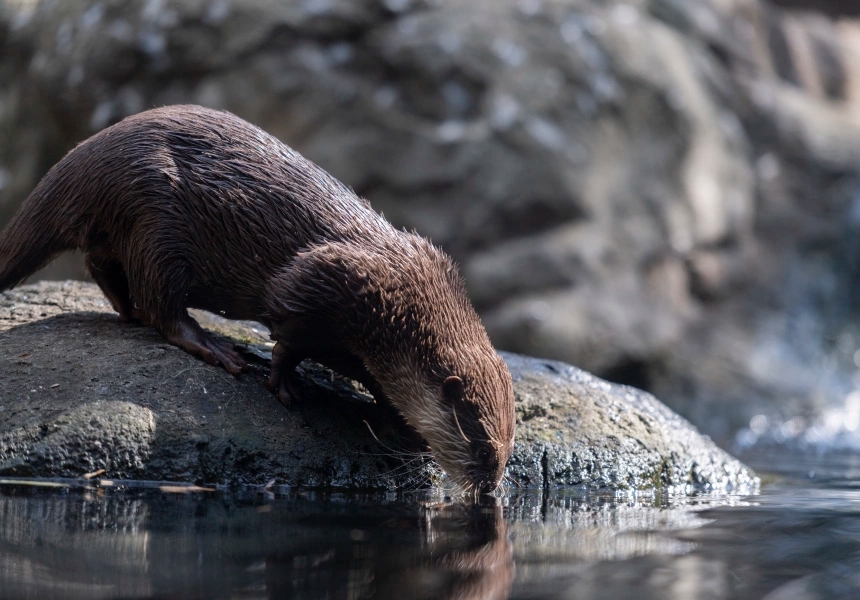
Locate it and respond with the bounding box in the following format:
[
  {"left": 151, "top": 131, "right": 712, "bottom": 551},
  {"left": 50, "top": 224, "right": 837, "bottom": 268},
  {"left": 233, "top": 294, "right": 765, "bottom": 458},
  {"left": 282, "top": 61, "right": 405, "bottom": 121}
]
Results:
[{"left": 442, "top": 376, "right": 465, "bottom": 406}]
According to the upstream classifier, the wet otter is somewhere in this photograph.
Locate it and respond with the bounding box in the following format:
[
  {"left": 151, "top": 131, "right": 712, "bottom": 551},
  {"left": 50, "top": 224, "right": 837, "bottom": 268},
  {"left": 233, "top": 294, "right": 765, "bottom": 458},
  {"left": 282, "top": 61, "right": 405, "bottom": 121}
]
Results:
[{"left": 0, "top": 105, "right": 515, "bottom": 492}]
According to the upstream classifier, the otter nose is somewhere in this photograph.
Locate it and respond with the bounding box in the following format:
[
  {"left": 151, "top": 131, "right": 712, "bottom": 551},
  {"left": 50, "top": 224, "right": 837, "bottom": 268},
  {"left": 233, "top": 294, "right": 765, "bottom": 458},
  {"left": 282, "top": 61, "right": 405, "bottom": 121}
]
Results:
[{"left": 478, "top": 480, "right": 497, "bottom": 494}]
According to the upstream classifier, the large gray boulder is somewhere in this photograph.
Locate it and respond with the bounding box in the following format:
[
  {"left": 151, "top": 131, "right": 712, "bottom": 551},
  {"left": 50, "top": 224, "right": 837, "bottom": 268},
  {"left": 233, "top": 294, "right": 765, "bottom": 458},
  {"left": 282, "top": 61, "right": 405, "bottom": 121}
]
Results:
[{"left": 0, "top": 282, "right": 757, "bottom": 492}]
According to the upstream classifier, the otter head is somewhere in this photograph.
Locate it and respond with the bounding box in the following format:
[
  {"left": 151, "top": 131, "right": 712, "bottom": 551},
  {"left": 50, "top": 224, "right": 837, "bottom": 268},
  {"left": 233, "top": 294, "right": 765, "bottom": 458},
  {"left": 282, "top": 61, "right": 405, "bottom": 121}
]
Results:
[
  {"left": 439, "top": 367, "right": 515, "bottom": 493},
  {"left": 389, "top": 349, "right": 516, "bottom": 494}
]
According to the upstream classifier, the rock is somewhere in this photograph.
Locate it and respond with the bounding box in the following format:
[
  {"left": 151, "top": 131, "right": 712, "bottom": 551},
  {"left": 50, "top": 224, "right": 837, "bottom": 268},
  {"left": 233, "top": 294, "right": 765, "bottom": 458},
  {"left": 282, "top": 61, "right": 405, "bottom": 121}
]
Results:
[
  {"left": 3, "top": 0, "right": 858, "bottom": 446},
  {"left": 0, "top": 401, "right": 155, "bottom": 477},
  {"left": 770, "top": 0, "right": 860, "bottom": 16},
  {"left": 0, "top": 282, "right": 757, "bottom": 492}
]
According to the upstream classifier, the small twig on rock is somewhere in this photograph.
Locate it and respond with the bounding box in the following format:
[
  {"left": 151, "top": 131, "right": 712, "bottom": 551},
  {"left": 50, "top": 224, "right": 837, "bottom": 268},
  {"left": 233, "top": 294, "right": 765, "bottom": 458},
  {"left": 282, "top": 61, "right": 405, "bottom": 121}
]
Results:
[{"left": 82, "top": 468, "right": 106, "bottom": 480}]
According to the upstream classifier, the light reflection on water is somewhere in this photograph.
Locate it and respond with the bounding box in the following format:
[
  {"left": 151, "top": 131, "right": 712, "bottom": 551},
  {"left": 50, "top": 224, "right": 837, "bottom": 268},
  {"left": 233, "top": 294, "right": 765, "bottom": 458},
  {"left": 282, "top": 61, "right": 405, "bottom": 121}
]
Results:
[{"left": 0, "top": 456, "right": 857, "bottom": 600}]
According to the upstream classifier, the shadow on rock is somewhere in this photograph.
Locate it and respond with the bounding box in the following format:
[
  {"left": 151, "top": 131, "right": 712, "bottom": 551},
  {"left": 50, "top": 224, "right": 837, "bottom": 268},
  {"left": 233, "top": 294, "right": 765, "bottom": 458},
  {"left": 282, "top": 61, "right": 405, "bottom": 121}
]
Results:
[{"left": 0, "top": 307, "right": 428, "bottom": 488}]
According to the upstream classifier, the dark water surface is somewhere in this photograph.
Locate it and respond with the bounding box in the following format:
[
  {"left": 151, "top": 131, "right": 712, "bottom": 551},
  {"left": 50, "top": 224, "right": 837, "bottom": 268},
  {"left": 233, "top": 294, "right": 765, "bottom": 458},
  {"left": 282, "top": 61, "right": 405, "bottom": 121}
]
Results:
[{"left": 1, "top": 453, "right": 858, "bottom": 599}]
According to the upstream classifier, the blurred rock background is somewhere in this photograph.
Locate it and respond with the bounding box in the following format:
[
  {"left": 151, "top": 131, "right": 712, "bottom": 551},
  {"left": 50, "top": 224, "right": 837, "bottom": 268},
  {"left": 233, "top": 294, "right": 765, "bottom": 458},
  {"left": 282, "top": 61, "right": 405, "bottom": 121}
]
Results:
[{"left": 3, "top": 0, "right": 860, "bottom": 447}]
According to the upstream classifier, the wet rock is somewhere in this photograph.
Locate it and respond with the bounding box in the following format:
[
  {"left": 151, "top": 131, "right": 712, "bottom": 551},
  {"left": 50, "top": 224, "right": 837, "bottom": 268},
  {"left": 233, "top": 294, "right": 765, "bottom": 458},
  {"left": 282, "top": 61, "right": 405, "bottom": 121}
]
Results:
[
  {"left": 0, "top": 282, "right": 757, "bottom": 492},
  {"left": 0, "top": 401, "right": 155, "bottom": 477},
  {"left": 506, "top": 353, "right": 756, "bottom": 492}
]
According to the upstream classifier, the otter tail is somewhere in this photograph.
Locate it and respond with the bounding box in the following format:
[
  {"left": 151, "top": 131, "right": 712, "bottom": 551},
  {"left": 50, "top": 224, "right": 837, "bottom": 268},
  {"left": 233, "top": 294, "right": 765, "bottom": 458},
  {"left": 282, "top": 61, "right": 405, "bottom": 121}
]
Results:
[{"left": 0, "top": 180, "right": 77, "bottom": 292}]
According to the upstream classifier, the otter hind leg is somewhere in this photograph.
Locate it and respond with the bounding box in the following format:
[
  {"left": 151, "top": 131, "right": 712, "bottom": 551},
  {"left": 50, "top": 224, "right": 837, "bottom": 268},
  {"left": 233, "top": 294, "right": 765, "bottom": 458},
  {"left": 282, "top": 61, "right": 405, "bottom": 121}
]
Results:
[
  {"left": 164, "top": 315, "right": 248, "bottom": 377},
  {"left": 86, "top": 255, "right": 143, "bottom": 323},
  {"left": 124, "top": 250, "right": 247, "bottom": 376}
]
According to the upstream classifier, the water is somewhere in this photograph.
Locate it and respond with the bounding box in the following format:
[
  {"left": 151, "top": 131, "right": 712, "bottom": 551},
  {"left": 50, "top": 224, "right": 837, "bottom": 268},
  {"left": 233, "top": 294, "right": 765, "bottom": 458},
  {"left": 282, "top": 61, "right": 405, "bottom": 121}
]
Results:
[{"left": 1, "top": 453, "right": 859, "bottom": 599}]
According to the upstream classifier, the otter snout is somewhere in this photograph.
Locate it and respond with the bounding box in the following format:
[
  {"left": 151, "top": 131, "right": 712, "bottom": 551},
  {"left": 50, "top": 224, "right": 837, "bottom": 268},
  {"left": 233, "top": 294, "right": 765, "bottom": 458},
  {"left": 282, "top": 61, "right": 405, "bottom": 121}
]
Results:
[
  {"left": 429, "top": 374, "right": 514, "bottom": 494},
  {"left": 469, "top": 462, "right": 506, "bottom": 494},
  {"left": 475, "top": 477, "right": 499, "bottom": 494}
]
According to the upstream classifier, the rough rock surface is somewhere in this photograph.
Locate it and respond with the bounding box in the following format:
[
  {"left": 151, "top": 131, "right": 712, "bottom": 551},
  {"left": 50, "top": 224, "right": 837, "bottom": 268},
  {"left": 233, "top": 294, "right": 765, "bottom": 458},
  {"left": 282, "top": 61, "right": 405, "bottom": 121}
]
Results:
[
  {"left": 0, "top": 282, "right": 757, "bottom": 492},
  {"left": 771, "top": 0, "right": 860, "bottom": 15},
  {"left": 2, "top": 0, "right": 860, "bottom": 445}
]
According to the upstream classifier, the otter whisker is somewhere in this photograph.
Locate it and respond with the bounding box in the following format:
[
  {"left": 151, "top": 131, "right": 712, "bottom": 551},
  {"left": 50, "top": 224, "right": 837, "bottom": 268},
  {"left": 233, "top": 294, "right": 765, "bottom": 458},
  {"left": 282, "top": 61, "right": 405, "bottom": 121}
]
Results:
[
  {"left": 361, "top": 434, "right": 435, "bottom": 484},
  {"left": 392, "top": 462, "right": 435, "bottom": 492},
  {"left": 378, "top": 466, "right": 426, "bottom": 485},
  {"left": 361, "top": 450, "right": 432, "bottom": 460},
  {"left": 438, "top": 475, "right": 474, "bottom": 499},
  {"left": 504, "top": 474, "right": 522, "bottom": 489},
  {"left": 363, "top": 419, "right": 385, "bottom": 444},
  {"left": 451, "top": 405, "right": 471, "bottom": 444},
  {"left": 360, "top": 420, "right": 431, "bottom": 461},
  {"left": 371, "top": 456, "right": 432, "bottom": 480},
  {"left": 403, "top": 471, "right": 431, "bottom": 492},
  {"left": 372, "top": 468, "right": 426, "bottom": 491}
]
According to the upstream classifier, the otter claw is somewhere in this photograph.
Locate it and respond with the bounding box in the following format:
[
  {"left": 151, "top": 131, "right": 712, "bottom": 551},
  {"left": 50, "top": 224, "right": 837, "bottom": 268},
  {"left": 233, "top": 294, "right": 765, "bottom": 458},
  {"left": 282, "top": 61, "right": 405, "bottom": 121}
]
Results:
[
  {"left": 268, "top": 369, "right": 300, "bottom": 407},
  {"left": 212, "top": 343, "right": 247, "bottom": 377},
  {"left": 277, "top": 384, "right": 293, "bottom": 407}
]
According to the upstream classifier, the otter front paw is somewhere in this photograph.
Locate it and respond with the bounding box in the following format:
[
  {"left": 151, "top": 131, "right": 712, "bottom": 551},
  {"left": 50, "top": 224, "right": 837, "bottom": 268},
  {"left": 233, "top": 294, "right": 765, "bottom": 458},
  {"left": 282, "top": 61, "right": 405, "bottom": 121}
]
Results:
[
  {"left": 266, "top": 369, "right": 302, "bottom": 407},
  {"left": 267, "top": 341, "right": 303, "bottom": 407}
]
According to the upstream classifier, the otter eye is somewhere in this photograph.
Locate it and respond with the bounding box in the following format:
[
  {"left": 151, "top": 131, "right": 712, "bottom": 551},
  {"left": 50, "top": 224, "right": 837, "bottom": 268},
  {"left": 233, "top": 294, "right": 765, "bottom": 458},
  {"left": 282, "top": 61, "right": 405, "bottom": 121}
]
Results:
[{"left": 476, "top": 447, "right": 491, "bottom": 462}]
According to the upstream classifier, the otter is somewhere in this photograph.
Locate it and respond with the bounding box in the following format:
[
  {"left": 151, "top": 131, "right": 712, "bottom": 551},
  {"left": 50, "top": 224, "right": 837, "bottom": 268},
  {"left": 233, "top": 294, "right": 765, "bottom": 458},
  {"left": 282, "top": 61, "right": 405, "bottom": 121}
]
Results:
[{"left": 0, "top": 105, "right": 515, "bottom": 493}]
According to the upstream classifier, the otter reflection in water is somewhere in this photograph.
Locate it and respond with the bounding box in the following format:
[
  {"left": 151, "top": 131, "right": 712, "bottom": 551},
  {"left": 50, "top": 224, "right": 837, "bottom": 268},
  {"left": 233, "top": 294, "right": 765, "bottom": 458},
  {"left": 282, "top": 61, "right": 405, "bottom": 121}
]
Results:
[
  {"left": 264, "top": 496, "right": 513, "bottom": 600},
  {"left": 0, "top": 488, "right": 511, "bottom": 599}
]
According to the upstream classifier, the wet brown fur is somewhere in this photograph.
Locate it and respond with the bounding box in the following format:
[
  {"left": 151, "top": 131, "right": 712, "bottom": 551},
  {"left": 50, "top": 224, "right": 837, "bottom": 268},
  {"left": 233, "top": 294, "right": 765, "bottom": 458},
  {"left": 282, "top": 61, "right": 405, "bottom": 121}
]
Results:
[{"left": 0, "top": 105, "right": 515, "bottom": 492}]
